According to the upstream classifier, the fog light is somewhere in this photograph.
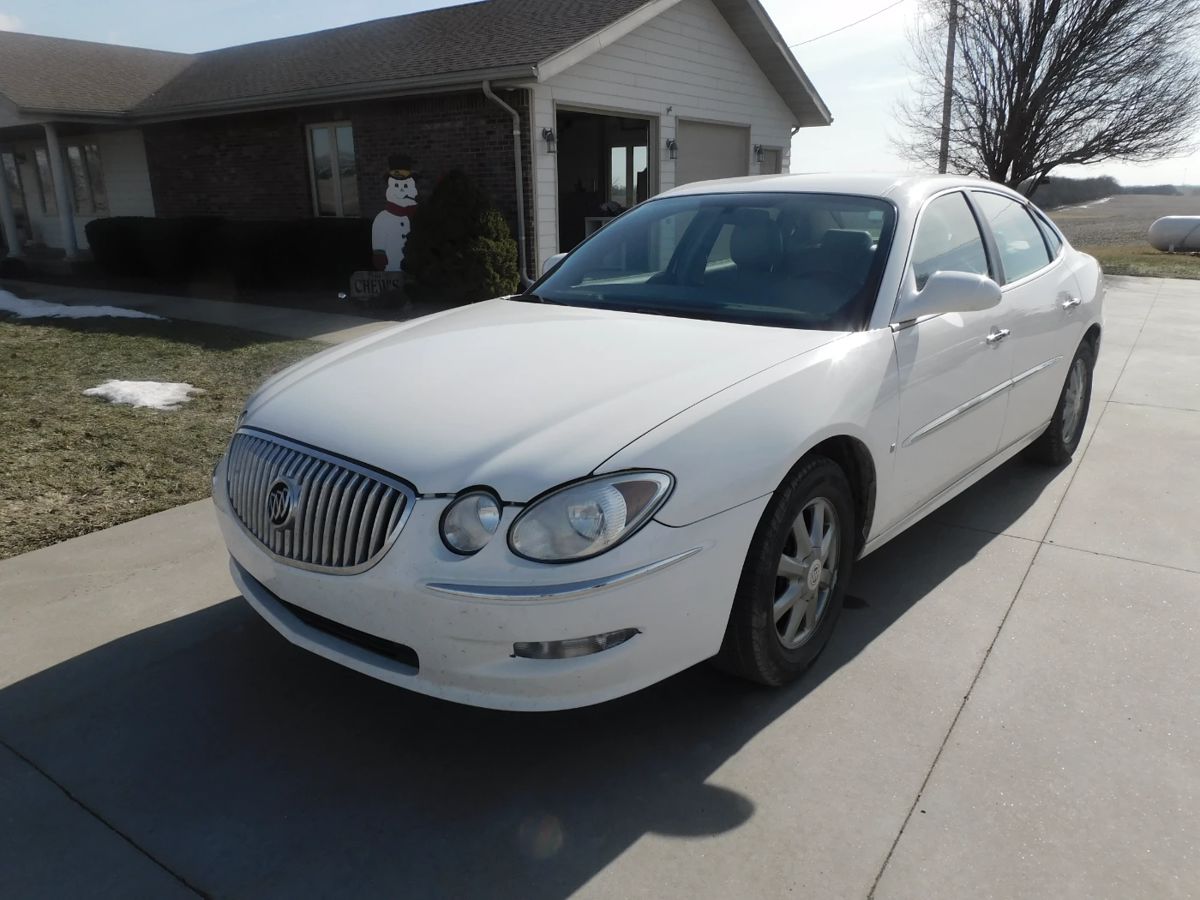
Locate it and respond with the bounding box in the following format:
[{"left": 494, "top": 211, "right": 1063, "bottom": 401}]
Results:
[
  {"left": 441, "top": 490, "right": 502, "bottom": 555},
  {"left": 513, "top": 628, "right": 638, "bottom": 660}
]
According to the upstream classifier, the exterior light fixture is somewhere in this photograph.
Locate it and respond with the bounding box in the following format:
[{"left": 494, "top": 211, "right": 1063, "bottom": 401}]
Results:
[
  {"left": 541, "top": 127, "right": 557, "bottom": 154},
  {"left": 666, "top": 138, "right": 678, "bottom": 160},
  {"left": 754, "top": 144, "right": 765, "bottom": 163}
]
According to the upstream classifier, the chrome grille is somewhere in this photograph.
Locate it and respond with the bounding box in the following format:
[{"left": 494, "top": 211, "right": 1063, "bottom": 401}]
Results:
[{"left": 225, "top": 429, "right": 415, "bottom": 573}]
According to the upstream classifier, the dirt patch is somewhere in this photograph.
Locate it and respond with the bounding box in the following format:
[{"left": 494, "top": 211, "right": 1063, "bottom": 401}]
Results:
[{"left": 1048, "top": 194, "right": 1199, "bottom": 246}]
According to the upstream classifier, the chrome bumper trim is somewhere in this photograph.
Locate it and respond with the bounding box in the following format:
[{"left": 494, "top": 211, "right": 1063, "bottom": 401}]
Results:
[{"left": 424, "top": 547, "right": 703, "bottom": 601}]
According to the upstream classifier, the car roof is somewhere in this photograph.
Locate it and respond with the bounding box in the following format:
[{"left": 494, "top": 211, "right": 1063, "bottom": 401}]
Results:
[{"left": 659, "top": 172, "right": 1026, "bottom": 206}]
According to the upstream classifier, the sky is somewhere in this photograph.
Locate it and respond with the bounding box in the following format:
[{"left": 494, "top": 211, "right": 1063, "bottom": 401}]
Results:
[{"left": 1, "top": 0, "right": 1197, "bottom": 185}]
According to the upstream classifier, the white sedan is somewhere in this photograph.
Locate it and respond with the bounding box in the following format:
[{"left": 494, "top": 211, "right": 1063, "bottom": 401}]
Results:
[{"left": 213, "top": 173, "right": 1103, "bottom": 711}]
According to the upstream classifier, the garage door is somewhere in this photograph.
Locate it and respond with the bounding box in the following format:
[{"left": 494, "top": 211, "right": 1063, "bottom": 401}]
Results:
[{"left": 675, "top": 121, "right": 750, "bottom": 186}]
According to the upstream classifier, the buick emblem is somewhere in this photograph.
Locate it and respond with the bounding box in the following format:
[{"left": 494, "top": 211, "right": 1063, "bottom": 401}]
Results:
[{"left": 266, "top": 477, "right": 299, "bottom": 528}]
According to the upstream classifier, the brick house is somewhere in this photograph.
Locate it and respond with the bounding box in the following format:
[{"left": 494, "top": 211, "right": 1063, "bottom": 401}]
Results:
[{"left": 0, "top": 0, "right": 830, "bottom": 282}]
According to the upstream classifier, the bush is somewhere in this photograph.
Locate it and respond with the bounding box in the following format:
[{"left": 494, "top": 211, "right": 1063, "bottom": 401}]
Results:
[
  {"left": 86, "top": 216, "right": 373, "bottom": 290},
  {"left": 403, "top": 170, "right": 519, "bottom": 303}
]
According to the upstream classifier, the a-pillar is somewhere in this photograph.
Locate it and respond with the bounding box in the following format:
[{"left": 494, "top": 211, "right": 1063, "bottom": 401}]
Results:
[
  {"left": 43, "top": 122, "right": 78, "bottom": 259},
  {"left": 0, "top": 149, "right": 20, "bottom": 258}
]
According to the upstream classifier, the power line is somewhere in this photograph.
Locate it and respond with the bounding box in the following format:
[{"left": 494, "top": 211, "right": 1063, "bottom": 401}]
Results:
[{"left": 788, "top": 0, "right": 909, "bottom": 47}]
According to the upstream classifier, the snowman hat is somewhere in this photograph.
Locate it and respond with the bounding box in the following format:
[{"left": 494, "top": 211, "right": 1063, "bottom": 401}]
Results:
[{"left": 387, "top": 154, "right": 415, "bottom": 180}]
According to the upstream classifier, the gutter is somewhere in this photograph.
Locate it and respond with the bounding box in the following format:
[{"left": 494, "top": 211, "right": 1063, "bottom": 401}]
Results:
[{"left": 481, "top": 80, "right": 532, "bottom": 288}]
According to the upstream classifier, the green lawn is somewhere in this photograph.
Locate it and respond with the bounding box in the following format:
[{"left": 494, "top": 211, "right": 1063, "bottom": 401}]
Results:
[
  {"left": 0, "top": 315, "right": 320, "bottom": 559},
  {"left": 1080, "top": 244, "right": 1200, "bottom": 280}
]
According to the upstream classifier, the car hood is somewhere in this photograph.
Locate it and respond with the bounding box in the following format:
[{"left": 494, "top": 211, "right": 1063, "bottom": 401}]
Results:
[{"left": 245, "top": 298, "right": 842, "bottom": 499}]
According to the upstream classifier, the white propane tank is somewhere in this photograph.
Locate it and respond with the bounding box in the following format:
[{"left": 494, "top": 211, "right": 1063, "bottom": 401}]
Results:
[{"left": 1147, "top": 216, "right": 1200, "bottom": 252}]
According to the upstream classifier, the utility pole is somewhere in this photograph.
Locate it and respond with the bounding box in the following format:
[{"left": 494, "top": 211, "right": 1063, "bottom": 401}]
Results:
[{"left": 938, "top": 0, "right": 958, "bottom": 174}]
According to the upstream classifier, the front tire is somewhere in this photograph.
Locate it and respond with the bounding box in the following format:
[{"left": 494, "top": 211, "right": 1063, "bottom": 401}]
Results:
[
  {"left": 1026, "top": 339, "right": 1095, "bottom": 466},
  {"left": 715, "top": 456, "right": 856, "bottom": 687}
]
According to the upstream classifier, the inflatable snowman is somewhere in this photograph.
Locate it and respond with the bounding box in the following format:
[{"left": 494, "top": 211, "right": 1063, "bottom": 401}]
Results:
[{"left": 372, "top": 155, "right": 418, "bottom": 271}]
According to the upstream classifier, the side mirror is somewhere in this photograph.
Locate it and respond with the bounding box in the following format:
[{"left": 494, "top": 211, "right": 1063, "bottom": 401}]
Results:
[
  {"left": 893, "top": 270, "right": 1002, "bottom": 323},
  {"left": 541, "top": 252, "right": 568, "bottom": 277}
]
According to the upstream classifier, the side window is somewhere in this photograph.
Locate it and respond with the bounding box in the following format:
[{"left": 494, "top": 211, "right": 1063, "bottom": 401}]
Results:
[
  {"left": 973, "top": 192, "right": 1052, "bottom": 282},
  {"left": 1032, "top": 209, "right": 1064, "bottom": 257},
  {"left": 911, "top": 192, "right": 989, "bottom": 290}
]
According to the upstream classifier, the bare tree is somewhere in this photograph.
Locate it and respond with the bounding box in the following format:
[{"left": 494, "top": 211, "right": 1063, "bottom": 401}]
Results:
[{"left": 896, "top": 0, "right": 1200, "bottom": 193}]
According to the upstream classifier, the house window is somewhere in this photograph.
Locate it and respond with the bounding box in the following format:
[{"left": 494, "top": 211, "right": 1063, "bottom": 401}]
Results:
[
  {"left": 609, "top": 144, "right": 648, "bottom": 210},
  {"left": 760, "top": 148, "right": 783, "bottom": 175},
  {"left": 307, "top": 123, "right": 359, "bottom": 217},
  {"left": 34, "top": 147, "right": 56, "bottom": 215},
  {"left": 65, "top": 143, "right": 108, "bottom": 215},
  {"left": 1, "top": 153, "right": 25, "bottom": 212}
]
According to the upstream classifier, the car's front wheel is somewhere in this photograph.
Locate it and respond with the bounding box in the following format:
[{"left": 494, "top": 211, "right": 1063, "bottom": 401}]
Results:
[
  {"left": 1026, "top": 338, "right": 1096, "bottom": 465},
  {"left": 715, "top": 456, "right": 856, "bottom": 686}
]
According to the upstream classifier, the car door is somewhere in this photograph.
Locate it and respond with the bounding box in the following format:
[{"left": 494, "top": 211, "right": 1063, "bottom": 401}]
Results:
[
  {"left": 971, "top": 191, "right": 1086, "bottom": 447},
  {"left": 888, "top": 190, "right": 1015, "bottom": 520}
]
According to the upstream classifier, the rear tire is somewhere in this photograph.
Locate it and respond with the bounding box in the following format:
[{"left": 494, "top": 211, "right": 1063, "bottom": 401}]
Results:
[
  {"left": 1026, "top": 339, "right": 1095, "bottom": 466},
  {"left": 715, "top": 456, "right": 856, "bottom": 687}
]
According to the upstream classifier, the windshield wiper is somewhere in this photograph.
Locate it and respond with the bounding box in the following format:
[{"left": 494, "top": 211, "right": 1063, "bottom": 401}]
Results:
[{"left": 515, "top": 292, "right": 564, "bottom": 305}]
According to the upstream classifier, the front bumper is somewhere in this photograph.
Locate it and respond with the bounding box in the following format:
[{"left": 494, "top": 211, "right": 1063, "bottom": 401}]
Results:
[{"left": 214, "top": 455, "right": 767, "bottom": 711}]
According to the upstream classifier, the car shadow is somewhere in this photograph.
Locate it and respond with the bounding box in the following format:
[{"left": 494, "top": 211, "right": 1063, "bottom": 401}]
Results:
[{"left": 0, "top": 459, "right": 1060, "bottom": 898}]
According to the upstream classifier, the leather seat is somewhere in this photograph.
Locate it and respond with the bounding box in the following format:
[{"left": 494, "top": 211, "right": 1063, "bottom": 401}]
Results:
[
  {"left": 730, "top": 210, "right": 783, "bottom": 274},
  {"left": 726, "top": 210, "right": 784, "bottom": 303},
  {"left": 818, "top": 229, "right": 874, "bottom": 287}
]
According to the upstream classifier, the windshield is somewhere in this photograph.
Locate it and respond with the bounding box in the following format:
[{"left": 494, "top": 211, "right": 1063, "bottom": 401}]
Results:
[{"left": 526, "top": 192, "right": 896, "bottom": 330}]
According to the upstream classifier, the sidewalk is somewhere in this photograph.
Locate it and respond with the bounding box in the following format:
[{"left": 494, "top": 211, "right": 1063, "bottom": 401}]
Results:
[{"left": 1, "top": 278, "right": 402, "bottom": 345}]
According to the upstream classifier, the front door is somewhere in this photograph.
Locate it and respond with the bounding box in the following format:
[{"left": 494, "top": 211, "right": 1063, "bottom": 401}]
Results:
[{"left": 889, "top": 191, "right": 1015, "bottom": 521}]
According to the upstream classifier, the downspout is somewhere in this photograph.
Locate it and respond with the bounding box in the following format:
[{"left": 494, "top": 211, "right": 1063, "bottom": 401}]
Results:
[{"left": 482, "top": 80, "right": 531, "bottom": 288}]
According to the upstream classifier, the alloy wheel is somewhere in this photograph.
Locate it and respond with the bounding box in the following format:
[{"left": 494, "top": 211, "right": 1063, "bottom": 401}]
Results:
[
  {"left": 1061, "top": 356, "right": 1088, "bottom": 444},
  {"left": 774, "top": 497, "right": 840, "bottom": 650}
]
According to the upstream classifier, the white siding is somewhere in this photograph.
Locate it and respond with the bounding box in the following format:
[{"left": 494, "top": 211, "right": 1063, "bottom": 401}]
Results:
[
  {"left": 7, "top": 127, "right": 154, "bottom": 251},
  {"left": 532, "top": 0, "right": 797, "bottom": 267}
]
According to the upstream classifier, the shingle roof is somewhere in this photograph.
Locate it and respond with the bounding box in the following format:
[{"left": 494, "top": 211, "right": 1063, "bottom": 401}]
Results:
[
  {"left": 0, "top": 31, "right": 191, "bottom": 115},
  {"left": 137, "top": 0, "right": 651, "bottom": 113},
  {"left": 0, "top": 0, "right": 828, "bottom": 126}
]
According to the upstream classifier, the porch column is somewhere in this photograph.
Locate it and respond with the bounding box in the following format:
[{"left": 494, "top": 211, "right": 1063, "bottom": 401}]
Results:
[
  {"left": 0, "top": 151, "right": 20, "bottom": 259},
  {"left": 43, "top": 122, "right": 78, "bottom": 259}
]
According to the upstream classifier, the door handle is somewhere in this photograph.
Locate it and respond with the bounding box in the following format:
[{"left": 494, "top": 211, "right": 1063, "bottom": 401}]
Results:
[
  {"left": 986, "top": 327, "right": 1011, "bottom": 345},
  {"left": 1061, "top": 295, "right": 1082, "bottom": 310}
]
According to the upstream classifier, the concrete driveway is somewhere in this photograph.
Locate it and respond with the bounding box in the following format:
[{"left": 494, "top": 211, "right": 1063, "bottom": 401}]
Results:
[{"left": 2, "top": 276, "right": 1197, "bottom": 899}]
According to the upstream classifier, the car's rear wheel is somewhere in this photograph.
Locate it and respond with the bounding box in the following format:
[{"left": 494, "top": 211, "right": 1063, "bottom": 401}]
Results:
[
  {"left": 715, "top": 456, "right": 856, "bottom": 686},
  {"left": 1026, "top": 339, "right": 1096, "bottom": 466}
]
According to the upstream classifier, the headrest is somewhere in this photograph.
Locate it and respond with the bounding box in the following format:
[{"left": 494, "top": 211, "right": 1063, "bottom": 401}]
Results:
[
  {"left": 730, "top": 210, "right": 782, "bottom": 272},
  {"left": 821, "top": 229, "right": 874, "bottom": 256}
]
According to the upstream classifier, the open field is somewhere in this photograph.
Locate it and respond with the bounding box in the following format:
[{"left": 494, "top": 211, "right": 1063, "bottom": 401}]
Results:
[
  {"left": 0, "top": 315, "right": 319, "bottom": 558},
  {"left": 1047, "top": 193, "right": 1200, "bottom": 278}
]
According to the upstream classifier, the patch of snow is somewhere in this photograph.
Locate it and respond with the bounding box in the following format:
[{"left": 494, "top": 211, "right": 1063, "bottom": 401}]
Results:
[
  {"left": 0, "top": 290, "right": 164, "bottom": 320},
  {"left": 83, "top": 380, "right": 202, "bottom": 410},
  {"left": 1067, "top": 197, "right": 1113, "bottom": 210}
]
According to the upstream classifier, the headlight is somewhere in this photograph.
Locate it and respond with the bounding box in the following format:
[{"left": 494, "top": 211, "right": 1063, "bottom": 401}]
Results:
[
  {"left": 509, "top": 471, "right": 673, "bottom": 563},
  {"left": 441, "top": 490, "right": 502, "bottom": 555}
]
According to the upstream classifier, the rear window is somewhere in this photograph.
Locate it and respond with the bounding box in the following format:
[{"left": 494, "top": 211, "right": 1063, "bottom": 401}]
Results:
[
  {"left": 973, "top": 191, "right": 1053, "bottom": 282},
  {"left": 529, "top": 192, "right": 897, "bottom": 331},
  {"left": 1032, "top": 209, "right": 1065, "bottom": 257}
]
